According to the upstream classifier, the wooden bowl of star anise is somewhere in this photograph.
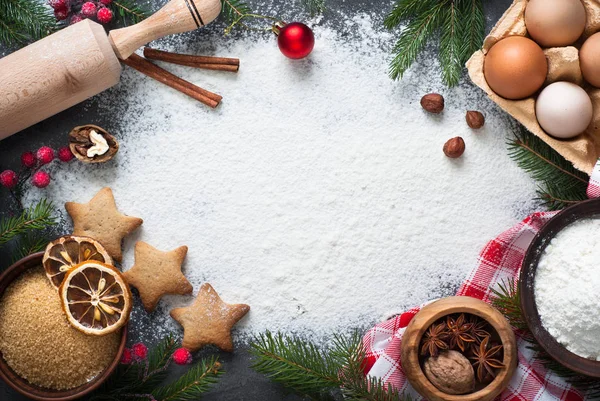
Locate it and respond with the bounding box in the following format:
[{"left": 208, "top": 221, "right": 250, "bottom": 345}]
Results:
[{"left": 401, "top": 296, "right": 517, "bottom": 401}]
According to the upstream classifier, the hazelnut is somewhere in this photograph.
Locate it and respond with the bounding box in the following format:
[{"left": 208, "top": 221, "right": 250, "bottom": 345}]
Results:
[
  {"left": 424, "top": 350, "right": 475, "bottom": 395},
  {"left": 443, "top": 137, "right": 465, "bottom": 158},
  {"left": 421, "top": 93, "right": 444, "bottom": 114},
  {"left": 466, "top": 111, "right": 485, "bottom": 129},
  {"left": 68, "top": 125, "right": 119, "bottom": 164}
]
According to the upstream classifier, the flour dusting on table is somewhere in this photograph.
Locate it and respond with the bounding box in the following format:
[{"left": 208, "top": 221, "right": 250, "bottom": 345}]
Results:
[{"left": 25, "top": 14, "right": 538, "bottom": 341}]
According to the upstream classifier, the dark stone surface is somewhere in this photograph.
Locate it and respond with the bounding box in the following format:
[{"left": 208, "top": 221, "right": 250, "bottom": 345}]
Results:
[{"left": 0, "top": 0, "right": 513, "bottom": 399}]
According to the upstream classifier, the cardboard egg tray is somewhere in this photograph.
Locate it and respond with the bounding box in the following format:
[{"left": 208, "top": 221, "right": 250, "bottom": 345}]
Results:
[{"left": 467, "top": 0, "right": 600, "bottom": 174}]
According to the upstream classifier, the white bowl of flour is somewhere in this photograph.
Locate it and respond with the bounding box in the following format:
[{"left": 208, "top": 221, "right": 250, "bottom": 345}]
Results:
[{"left": 520, "top": 199, "right": 600, "bottom": 377}]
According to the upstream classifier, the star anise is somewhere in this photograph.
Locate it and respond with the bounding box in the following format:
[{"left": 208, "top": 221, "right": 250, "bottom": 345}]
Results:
[
  {"left": 446, "top": 313, "right": 476, "bottom": 352},
  {"left": 468, "top": 315, "right": 492, "bottom": 343},
  {"left": 420, "top": 322, "right": 449, "bottom": 357},
  {"left": 470, "top": 336, "right": 504, "bottom": 382}
]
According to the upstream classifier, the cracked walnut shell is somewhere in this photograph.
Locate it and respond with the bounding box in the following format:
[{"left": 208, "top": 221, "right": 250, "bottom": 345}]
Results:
[{"left": 69, "top": 125, "right": 119, "bottom": 163}]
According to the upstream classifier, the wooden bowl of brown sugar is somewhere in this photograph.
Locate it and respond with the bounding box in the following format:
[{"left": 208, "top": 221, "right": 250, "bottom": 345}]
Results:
[
  {"left": 401, "top": 296, "right": 517, "bottom": 401},
  {"left": 0, "top": 252, "right": 127, "bottom": 401}
]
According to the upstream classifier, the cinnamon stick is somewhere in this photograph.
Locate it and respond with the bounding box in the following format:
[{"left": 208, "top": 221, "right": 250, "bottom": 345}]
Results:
[
  {"left": 143, "top": 47, "right": 240, "bottom": 72},
  {"left": 122, "top": 54, "right": 222, "bottom": 108}
]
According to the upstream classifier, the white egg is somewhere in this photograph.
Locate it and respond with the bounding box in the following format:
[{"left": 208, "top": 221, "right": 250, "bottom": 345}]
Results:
[{"left": 535, "top": 82, "right": 593, "bottom": 139}]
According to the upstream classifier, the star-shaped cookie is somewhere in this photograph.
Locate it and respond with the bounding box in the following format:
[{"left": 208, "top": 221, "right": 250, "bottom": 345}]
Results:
[
  {"left": 65, "top": 187, "right": 143, "bottom": 262},
  {"left": 124, "top": 242, "right": 193, "bottom": 312},
  {"left": 170, "top": 283, "right": 250, "bottom": 352}
]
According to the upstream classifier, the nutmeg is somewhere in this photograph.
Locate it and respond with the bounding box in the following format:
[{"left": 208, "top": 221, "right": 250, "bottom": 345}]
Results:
[
  {"left": 420, "top": 93, "right": 444, "bottom": 114},
  {"left": 466, "top": 111, "right": 485, "bottom": 129},
  {"left": 443, "top": 137, "right": 465, "bottom": 158},
  {"left": 424, "top": 350, "right": 475, "bottom": 395}
]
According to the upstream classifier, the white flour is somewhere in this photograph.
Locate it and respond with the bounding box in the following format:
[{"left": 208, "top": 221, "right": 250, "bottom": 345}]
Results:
[
  {"left": 535, "top": 218, "right": 600, "bottom": 360},
  {"left": 24, "top": 13, "right": 538, "bottom": 340}
]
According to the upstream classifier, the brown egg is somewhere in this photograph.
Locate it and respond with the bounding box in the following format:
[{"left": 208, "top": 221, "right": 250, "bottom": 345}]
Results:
[
  {"left": 525, "top": 0, "right": 586, "bottom": 47},
  {"left": 484, "top": 36, "right": 548, "bottom": 100},
  {"left": 580, "top": 33, "right": 600, "bottom": 87}
]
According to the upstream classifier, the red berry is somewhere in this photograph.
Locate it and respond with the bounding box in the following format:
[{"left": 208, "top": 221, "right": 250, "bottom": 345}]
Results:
[
  {"left": 36, "top": 146, "right": 54, "bottom": 165},
  {"left": 48, "top": 0, "right": 67, "bottom": 10},
  {"left": 172, "top": 347, "right": 192, "bottom": 365},
  {"left": 58, "top": 147, "right": 74, "bottom": 162},
  {"left": 0, "top": 170, "right": 18, "bottom": 189},
  {"left": 32, "top": 171, "right": 51, "bottom": 188},
  {"left": 21, "top": 151, "right": 36, "bottom": 168},
  {"left": 70, "top": 14, "right": 85, "bottom": 24},
  {"left": 96, "top": 7, "right": 113, "bottom": 24},
  {"left": 120, "top": 348, "right": 133, "bottom": 364},
  {"left": 54, "top": 8, "right": 69, "bottom": 21},
  {"left": 81, "top": 1, "right": 97, "bottom": 17},
  {"left": 99, "top": 0, "right": 112, "bottom": 5},
  {"left": 132, "top": 343, "right": 148, "bottom": 360}
]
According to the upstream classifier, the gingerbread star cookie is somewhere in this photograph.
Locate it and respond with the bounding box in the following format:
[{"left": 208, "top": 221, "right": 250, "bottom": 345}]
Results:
[
  {"left": 170, "top": 283, "right": 250, "bottom": 352},
  {"left": 65, "top": 187, "right": 143, "bottom": 262},
  {"left": 124, "top": 242, "right": 193, "bottom": 312}
]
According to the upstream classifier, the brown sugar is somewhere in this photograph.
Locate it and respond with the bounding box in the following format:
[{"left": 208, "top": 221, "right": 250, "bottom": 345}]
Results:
[{"left": 0, "top": 267, "right": 120, "bottom": 390}]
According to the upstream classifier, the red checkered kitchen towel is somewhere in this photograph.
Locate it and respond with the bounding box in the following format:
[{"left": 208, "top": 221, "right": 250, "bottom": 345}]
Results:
[{"left": 362, "top": 160, "right": 600, "bottom": 401}]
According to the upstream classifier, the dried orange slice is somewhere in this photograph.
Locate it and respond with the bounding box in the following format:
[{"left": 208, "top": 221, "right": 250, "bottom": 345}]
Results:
[
  {"left": 43, "top": 235, "right": 112, "bottom": 289},
  {"left": 59, "top": 261, "right": 132, "bottom": 336}
]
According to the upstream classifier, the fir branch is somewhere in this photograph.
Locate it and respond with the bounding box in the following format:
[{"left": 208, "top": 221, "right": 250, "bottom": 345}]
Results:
[
  {"left": 388, "top": 0, "right": 447, "bottom": 81},
  {"left": 220, "top": 0, "right": 251, "bottom": 25},
  {"left": 0, "top": 0, "right": 57, "bottom": 47},
  {"left": 152, "top": 356, "right": 223, "bottom": 401},
  {"left": 508, "top": 128, "right": 588, "bottom": 210},
  {"left": 385, "top": 0, "right": 485, "bottom": 86},
  {"left": 250, "top": 331, "right": 341, "bottom": 398},
  {"left": 110, "top": 0, "right": 150, "bottom": 25},
  {"left": 300, "top": 0, "right": 325, "bottom": 16},
  {"left": 251, "top": 331, "right": 411, "bottom": 400},
  {"left": 11, "top": 232, "right": 52, "bottom": 263},
  {"left": 0, "top": 199, "right": 56, "bottom": 246}
]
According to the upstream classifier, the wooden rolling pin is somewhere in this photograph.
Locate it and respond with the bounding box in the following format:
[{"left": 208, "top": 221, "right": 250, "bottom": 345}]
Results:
[{"left": 0, "top": 0, "right": 221, "bottom": 139}]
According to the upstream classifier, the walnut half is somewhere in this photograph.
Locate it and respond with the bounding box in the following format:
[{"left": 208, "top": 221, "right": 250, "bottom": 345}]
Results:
[
  {"left": 69, "top": 125, "right": 119, "bottom": 164},
  {"left": 423, "top": 350, "right": 475, "bottom": 395}
]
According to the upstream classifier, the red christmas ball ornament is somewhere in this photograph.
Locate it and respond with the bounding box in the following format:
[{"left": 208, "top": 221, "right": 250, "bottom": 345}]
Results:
[
  {"left": 32, "top": 171, "right": 51, "bottom": 188},
  {"left": 276, "top": 22, "right": 314, "bottom": 59},
  {"left": 0, "top": 170, "right": 18, "bottom": 189},
  {"left": 97, "top": 7, "right": 113, "bottom": 24},
  {"left": 172, "top": 347, "right": 193, "bottom": 365},
  {"left": 132, "top": 343, "right": 148, "bottom": 360},
  {"left": 81, "top": 1, "right": 97, "bottom": 17},
  {"left": 21, "top": 151, "right": 37, "bottom": 168},
  {"left": 120, "top": 348, "right": 133, "bottom": 364},
  {"left": 58, "top": 147, "right": 74, "bottom": 162},
  {"left": 36, "top": 146, "right": 54, "bottom": 165}
]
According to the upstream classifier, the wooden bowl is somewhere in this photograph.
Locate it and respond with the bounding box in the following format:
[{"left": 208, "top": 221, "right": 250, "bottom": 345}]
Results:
[
  {"left": 0, "top": 252, "right": 127, "bottom": 401},
  {"left": 401, "top": 296, "right": 517, "bottom": 401},
  {"left": 520, "top": 198, "right": 600, "bottom": 377}
]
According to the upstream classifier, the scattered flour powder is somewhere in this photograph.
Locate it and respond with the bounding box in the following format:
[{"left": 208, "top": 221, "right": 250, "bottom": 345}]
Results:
[
  {"left": 23, "top": 13, "right": 538, "bottom": 341},
  {"left": 535, "top": 218, "right": 600, "bottom": 360}
]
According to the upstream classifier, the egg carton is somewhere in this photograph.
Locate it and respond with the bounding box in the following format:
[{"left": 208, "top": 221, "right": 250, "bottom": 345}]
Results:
[{"left": 467, "top": 0, "right": 600, "bottom": 174}]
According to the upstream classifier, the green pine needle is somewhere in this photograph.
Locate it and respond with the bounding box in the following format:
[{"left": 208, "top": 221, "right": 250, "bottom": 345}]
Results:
[
  {"left": 385, "top": 0, "right": 485, "bottom": 86},
  {"left": 0, "top": 0, "right": 58, "bottom": 47},
  {"left": 110, "top": 0, "right": 150, "bottom": 25},
  {"left": 250, "top": 331, "right": 411, "bottom": 400},
  {"left": 152, "top": 356, "right": 223, "bottom": 401},
  {"left": 0, "top": 199, "right": 56, "bottom": 246},
  {"left": 300, "top": 0, "right": 325, "bottom": 16},
  {"left": 220, "top": 0, "right": 252, "bottom": 25},
  {"left": 507, "top": 128, "right": 588, "bottom": 210},
  {"left": 11, "top": 232, "right": 51, "bottom": 263}
]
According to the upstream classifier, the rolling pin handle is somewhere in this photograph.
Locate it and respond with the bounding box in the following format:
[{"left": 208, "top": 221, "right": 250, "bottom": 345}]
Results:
[{"left": 108, "top": 0, "right": 222, "bottom": 60}]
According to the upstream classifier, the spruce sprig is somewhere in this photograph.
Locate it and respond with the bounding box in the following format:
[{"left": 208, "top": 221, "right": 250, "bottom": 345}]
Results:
[
  {"left": 0, "top": 0, "right": 58, "bottom": 47},
  {"left": 491, "top": 280, "right": 600, "bottom": 398},
  {"left": 301, "top": 0, "right": 325, "bottom": 16},
  {"left": 110, "top": 0, "right": 150, "bottom": 25},
  {"left": 0, "top": 199, "right": 56, "bottom": 246},
  {"left": 152, "top": 356, "right": 223, "bottom": 401},
  {"left": 250, "top": 331, "right": 411, "bottom": 400},
  {"left": 507, "top": 128, "right": 589, "bottom": 210},
  {"left": 11, "top": 233, "right": 52, "bottom": 263},
  {"left": 385, "top": 0, "right": 485, "bottom": 86}
]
